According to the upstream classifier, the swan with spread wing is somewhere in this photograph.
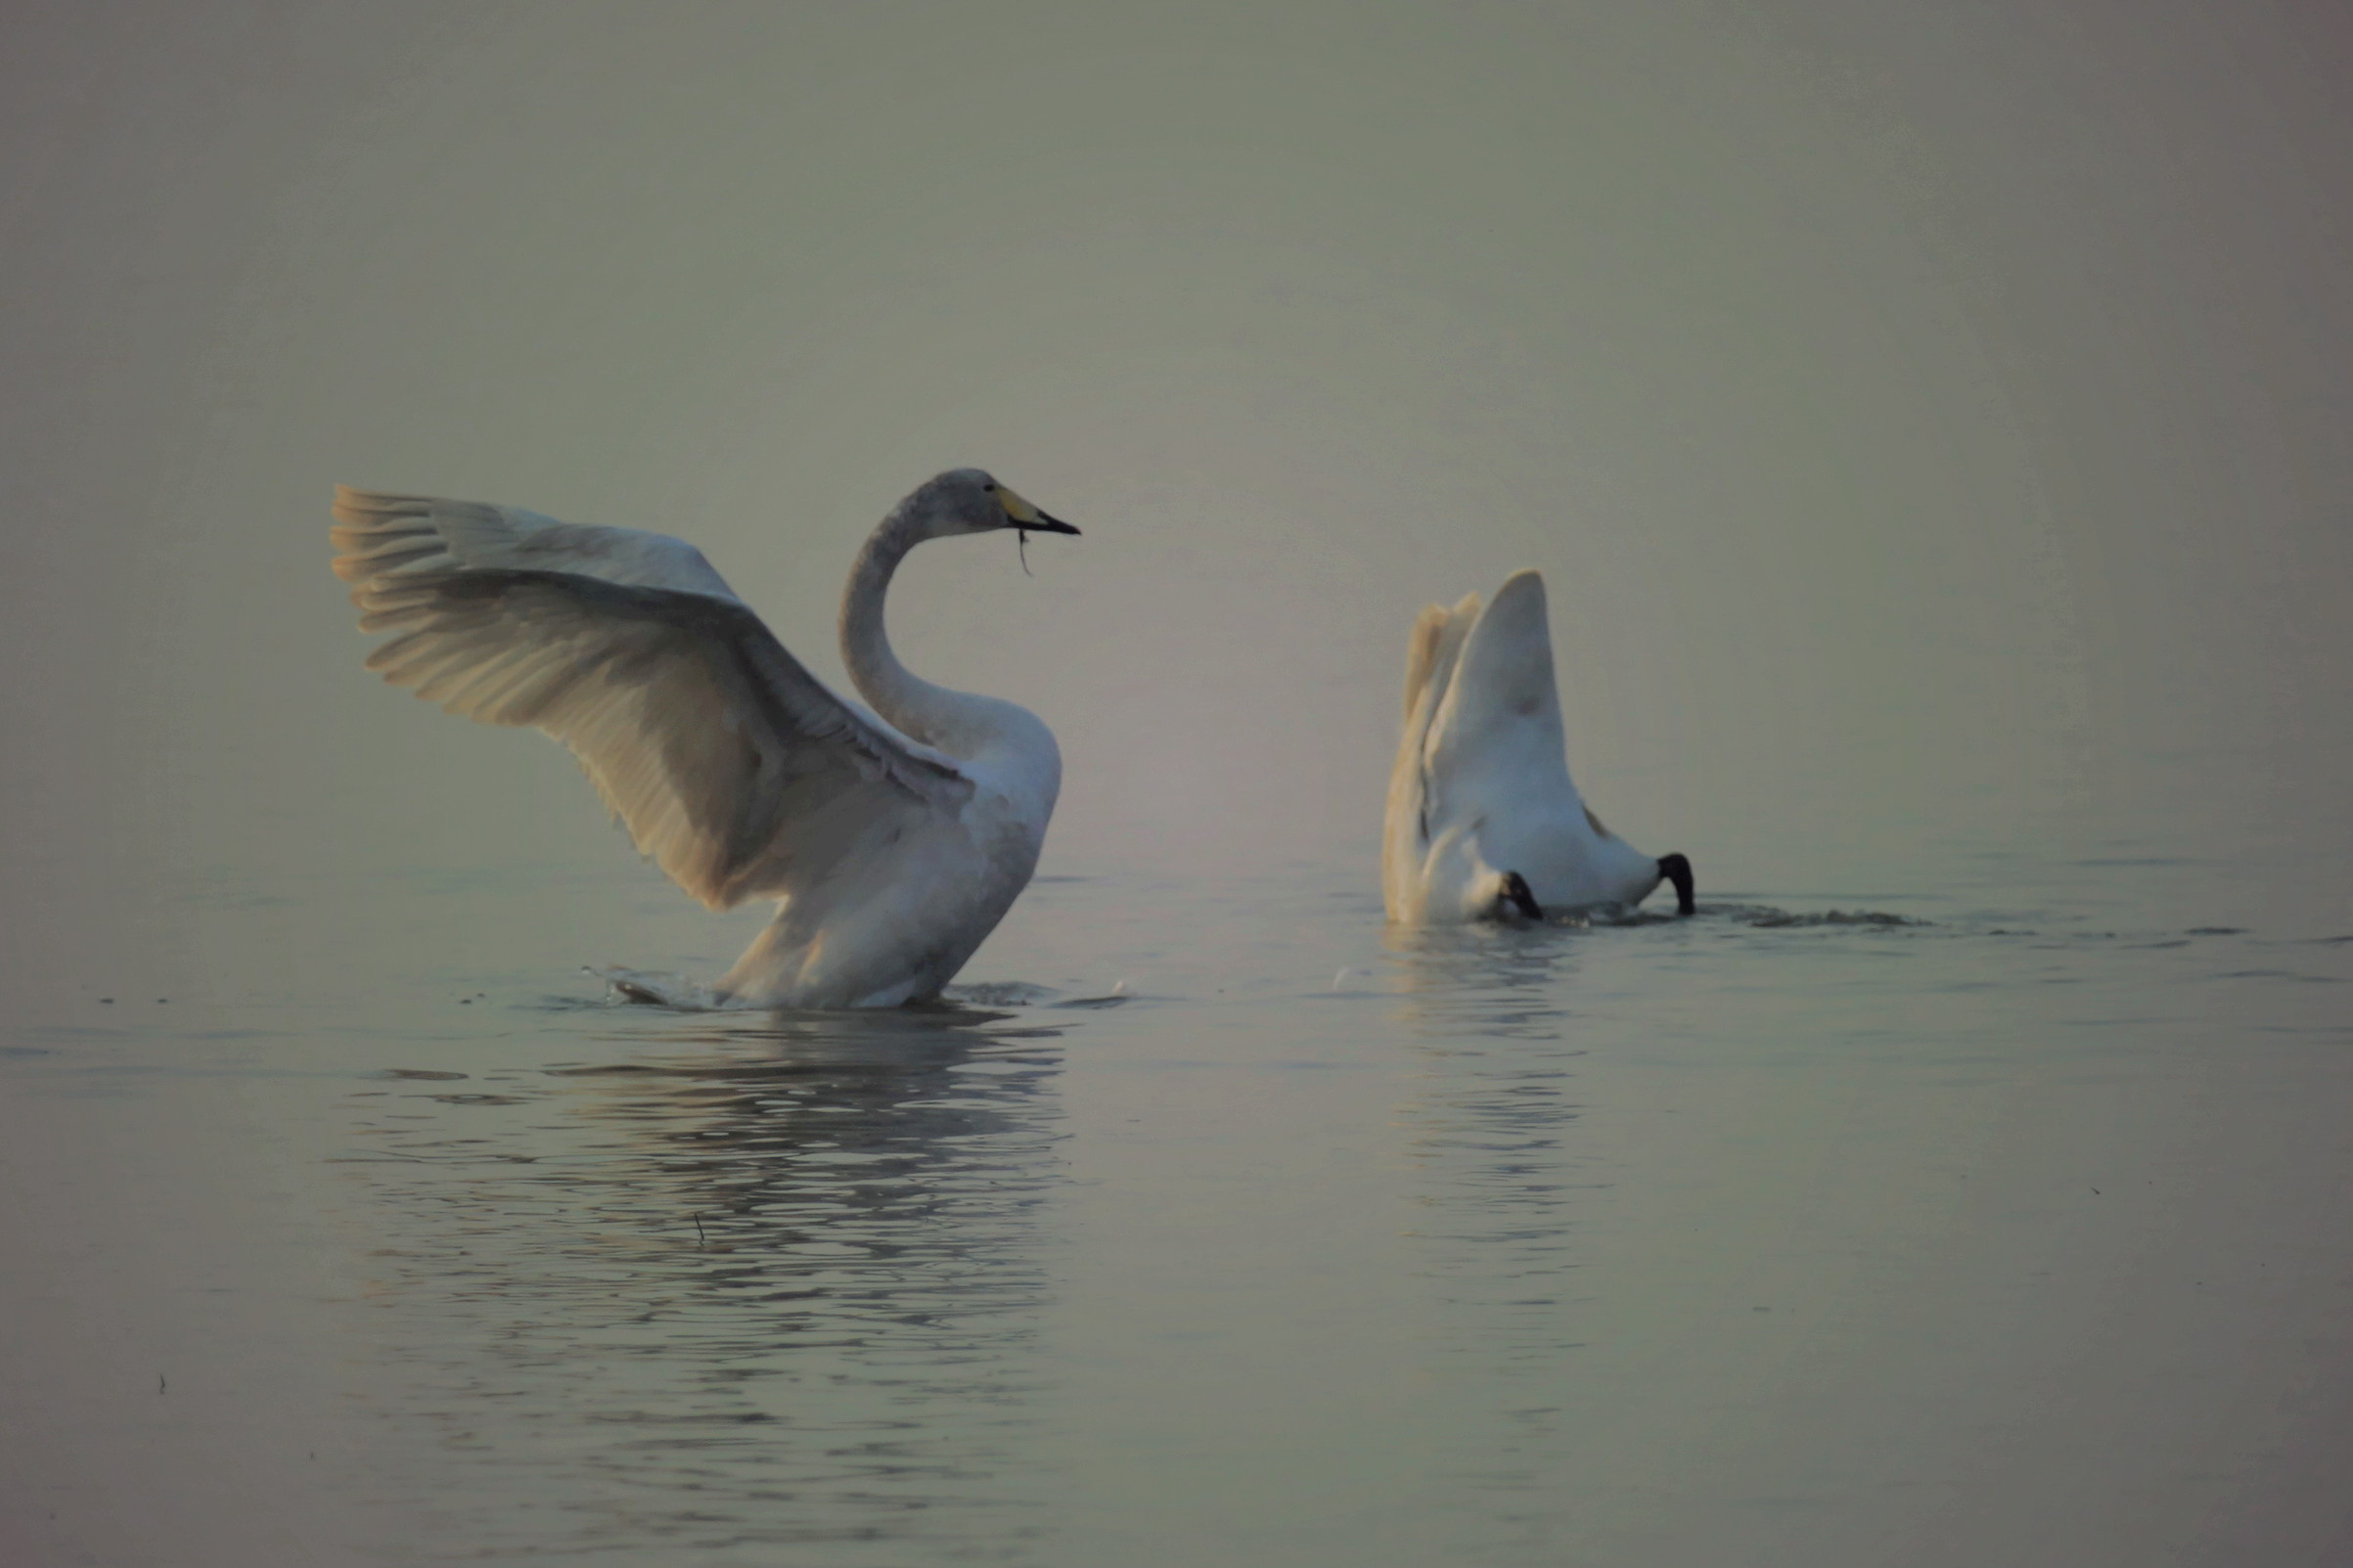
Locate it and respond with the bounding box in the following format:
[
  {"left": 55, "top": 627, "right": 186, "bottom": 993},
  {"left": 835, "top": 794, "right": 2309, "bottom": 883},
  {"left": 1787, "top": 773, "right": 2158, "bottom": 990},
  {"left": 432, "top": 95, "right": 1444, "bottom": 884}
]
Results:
[
  {"left": 1384, "top": 568, "right": 1695, "bottom": 924},
  {"left": 332, "top": 470, "right": 1078, "bottom": 1008}
]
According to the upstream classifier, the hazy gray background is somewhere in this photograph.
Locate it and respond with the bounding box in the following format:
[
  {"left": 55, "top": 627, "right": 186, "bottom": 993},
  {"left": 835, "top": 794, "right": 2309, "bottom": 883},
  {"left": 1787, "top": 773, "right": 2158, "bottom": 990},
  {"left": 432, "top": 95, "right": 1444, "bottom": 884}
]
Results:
[
  {"left": 8, "top": 0, "right": 2345, "bottom": 925},
  {"left": 4, "top": 4, "right": 2351, "bottom": 1564}
]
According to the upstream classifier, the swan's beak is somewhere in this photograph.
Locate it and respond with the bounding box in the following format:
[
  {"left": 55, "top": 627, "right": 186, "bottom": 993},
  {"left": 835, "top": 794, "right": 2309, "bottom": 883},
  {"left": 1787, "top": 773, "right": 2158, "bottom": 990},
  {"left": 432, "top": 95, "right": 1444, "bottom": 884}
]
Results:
[
  {"left": 1657, "top": 853, "right": 1696, "bottom": 916},
  {"left": 999, "top": 485, "right": 1080, "bottom": 536}
]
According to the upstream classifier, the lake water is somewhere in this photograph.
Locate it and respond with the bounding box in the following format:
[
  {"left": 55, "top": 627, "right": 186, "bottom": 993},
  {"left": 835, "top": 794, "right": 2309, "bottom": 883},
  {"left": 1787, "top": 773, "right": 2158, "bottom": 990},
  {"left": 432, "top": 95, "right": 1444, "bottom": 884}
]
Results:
[
  {"left": 8, "top": 5, "right": 2353, "bottom": 1563},
  {"left": 8, "top": 748, "right": 2349, "bottom": 1567}
]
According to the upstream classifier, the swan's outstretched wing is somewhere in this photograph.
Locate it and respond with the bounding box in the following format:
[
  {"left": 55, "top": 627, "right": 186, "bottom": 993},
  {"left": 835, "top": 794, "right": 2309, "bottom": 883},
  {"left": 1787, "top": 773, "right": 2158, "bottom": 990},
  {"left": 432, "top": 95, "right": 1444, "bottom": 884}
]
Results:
[
  {"left": 1421, "top": 569, "right": 1600, "bottom": 862},
  {"left": 1426, "top": 570, "right": 1568, "bottom": 773},
  {"left": 332, "top": 486, "right": 744, "bottom": 601},
  {"left": 1398, "top": 590, "right": 1481, "bottom": 723},
  {"left": 1383, "top": 590, "right": 1482, "bottom": 918},
  {"left": 338, "top": 505, "right": 972, "bottom": 913}
]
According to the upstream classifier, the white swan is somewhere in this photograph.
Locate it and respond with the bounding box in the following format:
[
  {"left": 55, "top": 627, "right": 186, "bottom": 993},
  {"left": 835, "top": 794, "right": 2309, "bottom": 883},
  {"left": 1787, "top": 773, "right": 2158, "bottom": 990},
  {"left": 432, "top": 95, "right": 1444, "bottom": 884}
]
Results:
[
  {"left": 331, "top": 469, "right": 1080, "bottom": 1008},
  {"left": 1382, "top": 568, "right": 1694, "bottom": 923}
]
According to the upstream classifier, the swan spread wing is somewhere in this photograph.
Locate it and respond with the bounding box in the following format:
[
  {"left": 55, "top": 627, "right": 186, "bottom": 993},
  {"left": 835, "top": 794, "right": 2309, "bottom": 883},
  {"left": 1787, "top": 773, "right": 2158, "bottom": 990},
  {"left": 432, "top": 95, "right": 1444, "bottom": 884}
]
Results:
[
  {"left": 335, "top": 491, "right": 973, "bottom": 913},
  {"left": 1426, "top": 572, "right": 1563, "bottom": 765},
  {"left": 332, "top": 486, "right": 744, "bottom": 601},
  {"left": 1382, "top": 591, "right": 1481, "bottom": 917}
]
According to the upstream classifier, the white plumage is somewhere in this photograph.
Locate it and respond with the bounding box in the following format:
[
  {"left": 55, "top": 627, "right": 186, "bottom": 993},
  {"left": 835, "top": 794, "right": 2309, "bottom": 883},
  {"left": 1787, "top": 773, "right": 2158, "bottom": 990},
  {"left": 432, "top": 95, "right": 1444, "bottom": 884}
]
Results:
[
  {"left": 1383, "top": 569, "right": 1694, "bottom": 923},
  {"left": 332, "top": 469, "right": 1079, "bottom": 1008}
]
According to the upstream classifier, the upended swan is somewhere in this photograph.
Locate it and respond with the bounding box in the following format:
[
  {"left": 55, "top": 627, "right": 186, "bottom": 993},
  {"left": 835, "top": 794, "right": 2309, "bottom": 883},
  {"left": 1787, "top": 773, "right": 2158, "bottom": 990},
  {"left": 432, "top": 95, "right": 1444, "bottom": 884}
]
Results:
[
  {"left": 331, "top": 469, "right": 1079, "bottom": 1008},
  {"left": 1382, "top": 568, "right": 1695, "bottom": 923}
]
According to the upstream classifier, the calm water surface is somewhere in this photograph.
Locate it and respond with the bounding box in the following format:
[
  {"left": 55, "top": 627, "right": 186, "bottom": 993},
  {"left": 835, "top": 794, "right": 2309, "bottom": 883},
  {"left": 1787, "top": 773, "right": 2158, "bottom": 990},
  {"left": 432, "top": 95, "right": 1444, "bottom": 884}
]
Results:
[
  {"left": 6, "top": 7, "right": 2351, "bottom": 1563},
  {"left": 7, "top": 781, "right": 2348, "bottom": 1567}
]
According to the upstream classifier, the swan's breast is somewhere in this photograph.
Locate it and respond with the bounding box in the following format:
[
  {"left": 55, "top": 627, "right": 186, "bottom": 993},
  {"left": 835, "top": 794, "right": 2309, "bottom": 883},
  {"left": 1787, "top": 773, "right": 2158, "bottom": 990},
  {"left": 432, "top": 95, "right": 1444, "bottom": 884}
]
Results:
[{"left": 954, "top": 704, "right": 1063, "bottom": 824}]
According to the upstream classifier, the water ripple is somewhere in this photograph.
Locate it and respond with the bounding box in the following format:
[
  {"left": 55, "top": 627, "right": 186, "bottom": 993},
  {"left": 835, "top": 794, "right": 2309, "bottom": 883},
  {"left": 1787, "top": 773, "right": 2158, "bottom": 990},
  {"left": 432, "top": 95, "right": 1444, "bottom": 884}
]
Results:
[{"left": 331, "top": 1009, "right": 1067, "bottom": 1561}]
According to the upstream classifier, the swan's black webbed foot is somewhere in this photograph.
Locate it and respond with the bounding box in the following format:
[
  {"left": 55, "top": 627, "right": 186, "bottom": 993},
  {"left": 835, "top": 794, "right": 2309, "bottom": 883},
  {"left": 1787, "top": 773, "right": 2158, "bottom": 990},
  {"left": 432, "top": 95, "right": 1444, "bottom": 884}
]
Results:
[
  {"left": 1502, "top": 872, "right": 1545, "bottom": 920},
  {"left": 1657, "top": 853, "right": 1696, "bottom": 916}
]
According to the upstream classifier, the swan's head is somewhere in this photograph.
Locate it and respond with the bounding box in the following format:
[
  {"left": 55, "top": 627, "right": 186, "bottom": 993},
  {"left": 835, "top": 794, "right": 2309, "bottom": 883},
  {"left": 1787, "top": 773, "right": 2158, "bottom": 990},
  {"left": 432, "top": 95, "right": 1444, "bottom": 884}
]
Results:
[{"left": 905, "top": 469, "right": 1080, "bottom": 544}]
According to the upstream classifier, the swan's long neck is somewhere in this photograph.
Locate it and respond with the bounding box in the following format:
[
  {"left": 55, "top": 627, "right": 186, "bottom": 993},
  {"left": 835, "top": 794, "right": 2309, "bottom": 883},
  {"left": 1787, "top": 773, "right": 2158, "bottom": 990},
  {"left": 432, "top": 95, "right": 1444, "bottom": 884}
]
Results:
[{"left": 839, "top": 508, "right": 969, "bottom": 751}]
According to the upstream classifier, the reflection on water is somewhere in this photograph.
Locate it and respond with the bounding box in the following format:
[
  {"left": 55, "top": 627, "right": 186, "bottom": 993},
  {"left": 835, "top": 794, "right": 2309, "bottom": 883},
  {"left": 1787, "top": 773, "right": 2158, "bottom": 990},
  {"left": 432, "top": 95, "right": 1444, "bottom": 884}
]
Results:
[
  {"left": 1381, "top": 921, "right": 1587, "bottom": 1032},
  {"left": 13, "top": 846, "right": 2353, "bottom": 1567},
  {"left": 1366, "top": 904, "right": 1959, "bottom": 1519},
  {"left": 336, "top": 1005, "right": 1067, "bottom": 1562},
  {"left": 1377, "top": 922, "right": 1595, "bottom": 1509}
]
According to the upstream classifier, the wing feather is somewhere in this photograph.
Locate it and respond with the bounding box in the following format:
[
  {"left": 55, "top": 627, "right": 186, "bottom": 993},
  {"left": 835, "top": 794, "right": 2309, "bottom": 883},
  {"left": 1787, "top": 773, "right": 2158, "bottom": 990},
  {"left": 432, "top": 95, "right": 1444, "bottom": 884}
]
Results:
[
  {"left": 1381, "top": 590, "right": 1483, "bottom": 918},
  {"left": 333, "top": 486, "right": 743, "bottom": 601},
  {"left": 338, "top": 506, "right": 970, "bottom": 912}
]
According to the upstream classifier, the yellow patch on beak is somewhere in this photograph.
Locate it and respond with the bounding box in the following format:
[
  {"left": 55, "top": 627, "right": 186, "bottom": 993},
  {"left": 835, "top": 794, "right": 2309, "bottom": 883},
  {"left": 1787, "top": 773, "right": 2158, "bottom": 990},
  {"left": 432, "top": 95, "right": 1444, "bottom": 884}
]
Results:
[{"left": 997, "top": 485, "right": 1044, "bottom": 525}]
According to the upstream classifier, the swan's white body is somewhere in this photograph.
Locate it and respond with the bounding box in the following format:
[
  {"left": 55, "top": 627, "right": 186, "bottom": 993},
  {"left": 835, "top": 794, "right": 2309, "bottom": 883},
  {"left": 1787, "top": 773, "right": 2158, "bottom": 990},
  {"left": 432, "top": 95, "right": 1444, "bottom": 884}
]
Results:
[
  {"left": 1383, "top": 569, "right": 1685, "bottom": 923},
  {"left": 333, "top": 470, "right": 1075, "bottom": 1008}
]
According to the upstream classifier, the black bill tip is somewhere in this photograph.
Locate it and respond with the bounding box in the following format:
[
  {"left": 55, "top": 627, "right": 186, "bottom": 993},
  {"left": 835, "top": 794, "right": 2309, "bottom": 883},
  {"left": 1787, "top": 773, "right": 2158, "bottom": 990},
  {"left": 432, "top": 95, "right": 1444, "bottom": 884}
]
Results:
[
  {"left": 1657, "top": 853, "right": 1696, "bottom": 916},
  {"left": 1503, "top": 871, "right": 1545, "bottom": 920},
  {"left": 1019, "top": 513, "right": 1080, "bottom": 536}
]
